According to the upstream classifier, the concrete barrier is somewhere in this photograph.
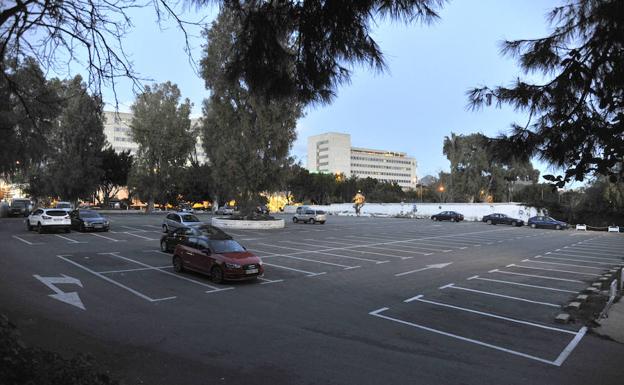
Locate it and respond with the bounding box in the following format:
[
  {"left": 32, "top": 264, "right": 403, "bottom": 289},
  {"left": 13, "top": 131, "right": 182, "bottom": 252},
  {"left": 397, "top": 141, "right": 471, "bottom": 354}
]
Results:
[{"left": 211, "top": 217, "right": 285, "bottom": 230}]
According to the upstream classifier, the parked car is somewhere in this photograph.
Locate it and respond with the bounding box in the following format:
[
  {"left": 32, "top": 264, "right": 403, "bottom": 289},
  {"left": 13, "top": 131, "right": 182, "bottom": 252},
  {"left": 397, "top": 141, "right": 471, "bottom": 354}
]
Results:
[
  {"left": 256, "top": 205, "right": 269, "bottom": 215},
  {"left": 26, "top": 208, "right": 71, "bottom": 233},
  {"left": 482, "top": 213, "right": 524, "bottom": 226},
  {"left": 172, "top": 236, "right": 263, "bottom": 283},
  {"left": 69, "top": 209, "right": 110, "bottom": 232},
  {"left": 527, "top": 216, "right": 568, "bottom": 230},
  {"left": 162, "top": 212, "right": 202, "bottom": 233},
  {"left": 431, "top": 211, "right": 464, "bottom": 222},
  {"left": 160, "top": 224, "right": 231, "bottom": 253},
  {"left": 8, "top": 198, "right": 31, "bottom": 217},
  {"left": 292, "top": 206, "right": 327, "bottom": 224},
  {"left": 55, "top": 201, "right": 73, "bottom": 211}
]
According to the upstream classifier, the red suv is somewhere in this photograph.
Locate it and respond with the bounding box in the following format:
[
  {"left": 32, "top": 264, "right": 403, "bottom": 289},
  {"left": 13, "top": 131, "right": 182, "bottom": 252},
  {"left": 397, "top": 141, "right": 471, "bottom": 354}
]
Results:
[{"left": 172, "top": 236, "right": 263, "bottom": 283}]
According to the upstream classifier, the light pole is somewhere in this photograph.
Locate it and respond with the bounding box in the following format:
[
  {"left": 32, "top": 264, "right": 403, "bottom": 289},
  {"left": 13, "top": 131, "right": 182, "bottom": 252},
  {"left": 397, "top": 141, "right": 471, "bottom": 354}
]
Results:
[{"left": 438, "top": 185, "right": 445, "bottom": 203}]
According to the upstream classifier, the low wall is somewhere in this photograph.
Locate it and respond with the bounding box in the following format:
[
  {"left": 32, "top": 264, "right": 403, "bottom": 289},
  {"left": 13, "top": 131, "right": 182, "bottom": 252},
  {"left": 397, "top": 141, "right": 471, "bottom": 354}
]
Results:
[
  {"left": 283, "top": 203, "right": 542, "bottom": 222},
  {"left": 212, "top": 217, "right": 285, "bottom": 229}
]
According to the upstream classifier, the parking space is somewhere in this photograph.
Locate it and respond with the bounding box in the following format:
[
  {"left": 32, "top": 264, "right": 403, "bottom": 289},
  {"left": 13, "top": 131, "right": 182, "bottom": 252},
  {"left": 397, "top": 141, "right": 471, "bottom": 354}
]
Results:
[{"left": 369, "top": 234, "right": 624, "bottom": 367}]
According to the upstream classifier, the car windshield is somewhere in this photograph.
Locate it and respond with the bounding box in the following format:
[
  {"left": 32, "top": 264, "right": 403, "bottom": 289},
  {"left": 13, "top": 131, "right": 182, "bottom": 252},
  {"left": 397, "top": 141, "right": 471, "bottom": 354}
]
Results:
[
  {"left": 80, "top": 211, "right": 102, "bottom": 218},
  {"left": 11, "top": 201, "right": 26, "bottom": 207},
  {"left": 56, "top": 203, "right": 71, "bottom": 208},
  {"left": 210, "top": 240, "right": 245, "bottom": 253},
  {"left": 546, "top": 217, "right": 556, "bottom": 221},
  {"left": 47, "top": 210, "right": 67, "bottom": 216},
  {"left": 316, "top": 210, "right": 325, "bottom": 214},
  {"left": 181, "top": 214, "right": 200, "bottom": 222}
]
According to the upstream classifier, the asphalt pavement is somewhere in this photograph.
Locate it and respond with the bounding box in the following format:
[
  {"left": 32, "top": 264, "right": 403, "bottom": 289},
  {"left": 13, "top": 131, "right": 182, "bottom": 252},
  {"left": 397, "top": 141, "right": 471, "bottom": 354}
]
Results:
[{"left": 1, "top": 213, "right": 623, "bottom": 385}]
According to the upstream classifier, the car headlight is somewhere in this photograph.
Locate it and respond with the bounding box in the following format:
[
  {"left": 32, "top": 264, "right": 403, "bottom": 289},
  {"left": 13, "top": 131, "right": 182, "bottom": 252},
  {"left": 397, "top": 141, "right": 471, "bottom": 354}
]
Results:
[
  {"left": 258, "top": 260, "right": 263, "bottom": 266},
  {"left": 225, "top": 262, "right": 241, "bottom": 269}
]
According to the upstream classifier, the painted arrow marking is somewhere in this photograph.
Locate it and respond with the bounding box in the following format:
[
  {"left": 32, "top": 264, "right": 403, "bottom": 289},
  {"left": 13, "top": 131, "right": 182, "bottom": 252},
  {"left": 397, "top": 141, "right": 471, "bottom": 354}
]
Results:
[
  {"left": 33, "top": 274, "right": 85, "bottom": 310},
  {"left": 395, "top": 262, "right": 453, "bottom": 277}
]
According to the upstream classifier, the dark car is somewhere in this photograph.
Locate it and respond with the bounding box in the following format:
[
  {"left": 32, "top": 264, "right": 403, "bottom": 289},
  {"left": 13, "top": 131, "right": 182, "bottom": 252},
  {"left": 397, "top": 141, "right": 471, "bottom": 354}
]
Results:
[
  {"left": 160, "top": 224, "right": 231, "bottom": 253},
  {"left": 482, "top": 213, "right": 524, "bottom": 226},
  {"left": 256, "top": 205, "right": 269, "bottom": 215},
  {"left": 527, "top": 216, "right": 568, "bottom": 230},
  {"left": 8, "top": 199, "right": 31, "bottom": 217},
  {"left": 431, "top": 211, "right": 464, "bottom": 222},
  {"left": 69, "top": 209, "right": 110, "bottom": 232},
  {"left": 172, "top": 236, "right": 263, "bottom": 283}
]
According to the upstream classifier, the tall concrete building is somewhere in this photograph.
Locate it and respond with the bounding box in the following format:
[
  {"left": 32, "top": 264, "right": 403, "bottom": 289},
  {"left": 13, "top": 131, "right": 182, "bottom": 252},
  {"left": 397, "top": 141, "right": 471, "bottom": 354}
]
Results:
[
  {"left": 307, "top": 132, "right": 417, "bottom": 190},
  {"left": 102, "top": 111, "right": 207, "bottom": 163}
]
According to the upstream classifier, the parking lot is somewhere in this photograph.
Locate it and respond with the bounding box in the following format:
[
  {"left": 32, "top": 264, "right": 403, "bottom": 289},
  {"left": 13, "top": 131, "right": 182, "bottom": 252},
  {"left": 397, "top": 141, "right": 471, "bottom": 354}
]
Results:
[{"left": 1, "top": 214, "right": 623, "bottom": 385}]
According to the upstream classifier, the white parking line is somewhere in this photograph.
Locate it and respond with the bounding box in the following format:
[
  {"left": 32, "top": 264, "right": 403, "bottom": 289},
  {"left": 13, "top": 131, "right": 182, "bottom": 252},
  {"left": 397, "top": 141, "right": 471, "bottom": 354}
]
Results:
[
  {"left": 54, "top": 234, "right": 86, "bottom": 244},
  {"left": 255, "top": 245, "right": 362, "bottom": 269},
  {"left": 523, "top": 258, "right": 607, "bottom": 270},
  {"left": 553, "top": 327, "right": 587, "bottom": 366},
  {"left": 12, "top": 235, "right": 42, "bottom": 245},
  {"left": 467, "top": 276, "right": 578, "bottom": 293},
  {"left": 99, "top": 252, "right": 231, "bottom": 292},
  {"left": 506, "top": 264, "right": 601, "bottom": 277},
  {"left": 489, "top": 269, "right": 585, "bottom": 283},
  {"left": 440, "top": 283, "right": 561, "bottom": 307},
  {"left": 278, "top": 241, "right": 389, "bottom": 264},
  {"left": 123, "top": 232, "right": 158, "bottom": 241},
  {"left": 91, "top": 233, "right": 125, "bottom": 242},
  {"left": 257, "top": 277, "right": 284, "bottom": 285},
  {"left": 343, "top": 235, "right": 452, "bottom": 252},
  {"left": 98, "top": 265, "right": 173, "bottom": 274},
  {"left": 261, "top": 262, "right": 325, "bottom": 276},
  {"left": 551, "top": 251, "right": 622, "bottom": 261},
  {"left": 57, "top": 255, "right": 176, "bottom": 302},
  {"left": 360, "top": 244, "right": 432, "bottom": 255},
  {"left": 407, "top": 295, "right": 575, "bottom": 334},
  {"left": 368, "top": 307, "right": 558, "bottom": 366},
  {"left": 536, "top": 255, "right": 621, "bottom": 266},
  {"left": 122, "top": 225, "right": 148, "bottom": 232},
  {"left": 563, "top": 246, "right": 621, "bottom": 256}
]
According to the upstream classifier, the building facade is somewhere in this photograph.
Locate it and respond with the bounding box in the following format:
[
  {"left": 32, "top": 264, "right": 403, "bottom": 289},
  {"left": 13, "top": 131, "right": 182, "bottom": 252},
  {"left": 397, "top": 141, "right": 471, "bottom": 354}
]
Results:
[
  {"left": 307, "top": 132, "right": 417, "bottom": 190},
  {"left": 103, "top": 111, "right": 207, "bottom": 163}
]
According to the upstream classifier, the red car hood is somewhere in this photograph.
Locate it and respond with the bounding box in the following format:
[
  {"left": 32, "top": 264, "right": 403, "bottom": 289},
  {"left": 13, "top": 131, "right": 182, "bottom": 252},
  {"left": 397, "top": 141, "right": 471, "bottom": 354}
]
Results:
[{"left": 219, "top": 251, "right": 261, "bottom": 264}]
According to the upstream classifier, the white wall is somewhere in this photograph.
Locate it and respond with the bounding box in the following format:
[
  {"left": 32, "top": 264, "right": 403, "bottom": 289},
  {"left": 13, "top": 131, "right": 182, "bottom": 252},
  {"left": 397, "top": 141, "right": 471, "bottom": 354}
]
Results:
[{"left": 284, "top": 202, "right": 542, "bottom": 222}]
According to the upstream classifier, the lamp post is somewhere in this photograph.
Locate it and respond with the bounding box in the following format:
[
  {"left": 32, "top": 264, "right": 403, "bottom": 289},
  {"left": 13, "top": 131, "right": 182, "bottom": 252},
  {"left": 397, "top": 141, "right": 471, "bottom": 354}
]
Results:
[{"left": 438, "top": 185, "right": 445, "bottom": 203}]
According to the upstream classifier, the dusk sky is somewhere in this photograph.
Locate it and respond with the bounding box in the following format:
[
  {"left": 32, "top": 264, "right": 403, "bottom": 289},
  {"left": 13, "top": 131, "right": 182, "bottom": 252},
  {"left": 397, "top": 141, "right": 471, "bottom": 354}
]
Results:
[{"left": 98, "top": 0, "right": 562, "bottom": 180}]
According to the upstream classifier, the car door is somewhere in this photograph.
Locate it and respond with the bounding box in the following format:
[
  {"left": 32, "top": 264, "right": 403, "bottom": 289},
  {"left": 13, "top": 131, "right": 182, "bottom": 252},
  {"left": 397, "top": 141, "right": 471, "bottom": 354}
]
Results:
[
  {"left": 69, "top": 210, "right": 80, "bottom": 228},
  {"left": 193, "top": 239, "right": 215, "bottom": 273},
  {"left": 177, "top": 236, "right": 199, "bottom": 269},
  {"left": 169, "top": 214, "right": 182, "bottom": 231},
  {"left": 29, "top": 209, "right": 43, "bottom": 225}
]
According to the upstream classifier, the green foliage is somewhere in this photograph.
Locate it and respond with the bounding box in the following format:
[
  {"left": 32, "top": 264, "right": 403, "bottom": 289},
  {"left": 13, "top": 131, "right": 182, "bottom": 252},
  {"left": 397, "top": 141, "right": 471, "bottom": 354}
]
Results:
[
  {"left": 0, "top": 57, "right": 61, "bottom": 176},
  {"left": 46, "top": 76, "right": 106, "bottom": 204},
  {"left": 200, "top": 10, "right": 302, "bottom": 215},
  {"left": 442, "top": 132, "right": 539, "bottom": 202},
  {"left": 287, "top": 165, "right": 419, "bottom": 204},
  {"left": 468, "top": 0, "right": 624, "bottom": 186},
  {"left": 128, "top": 82, "right": 194, "bottom": 211},
  {"left": 98, "top": 147, "right": 133, "bottom": 207},
  {"left": 209, "top": 1, "right": 443, "bottom": 104}
]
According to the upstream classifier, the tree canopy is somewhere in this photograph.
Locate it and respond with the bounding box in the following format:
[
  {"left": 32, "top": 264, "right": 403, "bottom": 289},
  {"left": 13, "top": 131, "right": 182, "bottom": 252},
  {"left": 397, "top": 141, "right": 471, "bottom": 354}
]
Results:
[
  {"left": 468, "top": 0, "right": 624, "bottom": 186},
  {"left": 128, "top": 82, "right": 194, "bottom": 211}
]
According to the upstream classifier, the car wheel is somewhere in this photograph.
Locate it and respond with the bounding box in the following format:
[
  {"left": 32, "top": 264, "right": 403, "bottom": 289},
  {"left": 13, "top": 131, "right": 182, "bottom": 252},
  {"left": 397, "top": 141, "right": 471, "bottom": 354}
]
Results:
[
  {"left": 555, "top": 224, "right": 561, "bottom": 230},
  {"left": 310, "top": 218, "right": 316, "bottom": 224},
  {"left": 80, "top": 224, "right": 86, "bottom": 232},
  {"left": 486, "top": 219, "right": 492, "bottom": 225},
  {"left": 173, "top": 256, "right": 184, "bottom": 272},
  {"left": 162, "top": 224, "right": 168, "bottom": 233},
  {"left": 450, "top": 218, "right": 455, "bottom": 222},
  {"left": 211, "top": 266, "right": 224, "bottom": 284},
  {"left": 26, "top": 220, "right": 32, "bottom": 231},
  {"left": 160, "top": 240, "right": 169, "bottom": 253},
  {"left": 64, "top": 228, "right": 70, "bottom": 233},
  {"left": 432, "top": 217, "right": 437, "bottom": 221},
  {"left": 37, "top": 223, "right": 43, "bottom": 234},
  {"left": 292, "top": 217, "right": 298, "bottom": 223},
  {"left": 511, "top": 221, "right": 517, "bottom": 226},
  {"left": 530, "top": 223, "right": 537, "bottom": 229}
]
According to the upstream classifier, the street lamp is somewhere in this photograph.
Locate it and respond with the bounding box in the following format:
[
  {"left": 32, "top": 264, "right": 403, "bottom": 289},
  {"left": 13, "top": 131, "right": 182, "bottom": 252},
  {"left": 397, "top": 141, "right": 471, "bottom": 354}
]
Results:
[{"left": 438, "top": 185, "right": 445, "bottom": 202}]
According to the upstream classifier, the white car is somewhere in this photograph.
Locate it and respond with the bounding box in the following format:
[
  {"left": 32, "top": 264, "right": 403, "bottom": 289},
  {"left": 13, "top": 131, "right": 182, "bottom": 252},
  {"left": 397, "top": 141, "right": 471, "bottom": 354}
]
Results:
[
  {"left": 55, "top": 201, "right": 73, "bottom": 212},
  {"left": 26, "top": 208, "right": 71, "bottom": 233},
  {"left": 162, "top": 212, "right": 203, "bottom": 233}
]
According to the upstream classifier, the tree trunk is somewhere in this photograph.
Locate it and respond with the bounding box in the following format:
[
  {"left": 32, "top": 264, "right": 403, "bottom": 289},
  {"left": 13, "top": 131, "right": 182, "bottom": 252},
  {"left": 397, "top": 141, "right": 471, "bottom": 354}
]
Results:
[{"left": 146, "top": 197, "right": 154, "bottom": 213}]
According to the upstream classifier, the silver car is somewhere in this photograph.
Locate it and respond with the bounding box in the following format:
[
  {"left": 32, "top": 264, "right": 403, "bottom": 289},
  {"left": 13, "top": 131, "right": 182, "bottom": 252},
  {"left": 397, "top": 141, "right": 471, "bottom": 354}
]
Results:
[
  {"left": 292, "top": 207, "right": 327, "bottom": 224},
  {"left": 162, "top": 212, "right": 202, "bottom": 233}
]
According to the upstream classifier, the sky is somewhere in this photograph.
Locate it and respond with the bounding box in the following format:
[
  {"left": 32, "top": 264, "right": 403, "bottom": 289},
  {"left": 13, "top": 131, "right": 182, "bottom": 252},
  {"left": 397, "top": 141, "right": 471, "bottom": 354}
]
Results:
[{"left": 96, "top": 0, "right": 563, "bottom": 180}]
